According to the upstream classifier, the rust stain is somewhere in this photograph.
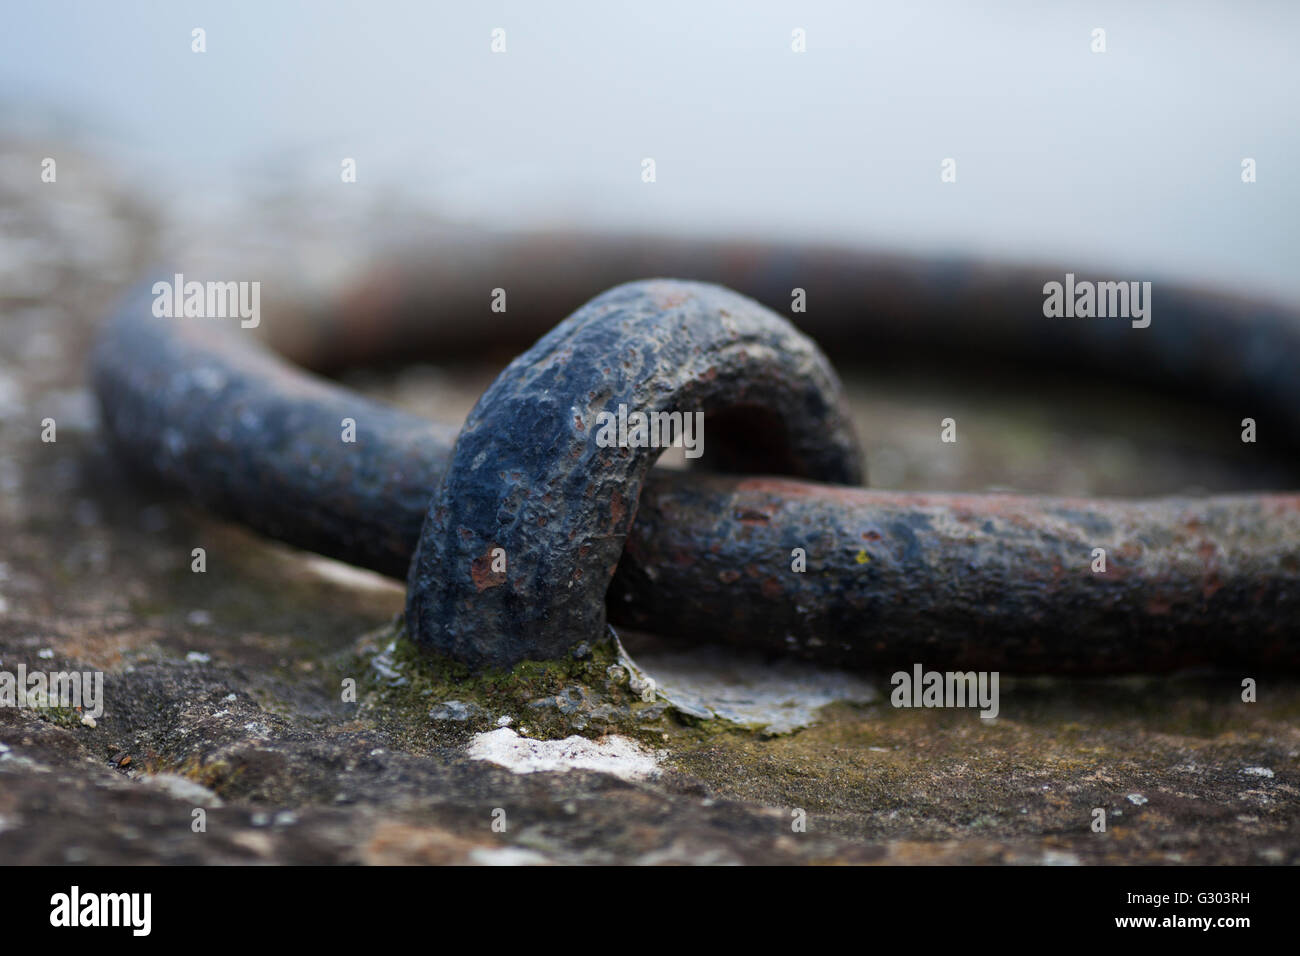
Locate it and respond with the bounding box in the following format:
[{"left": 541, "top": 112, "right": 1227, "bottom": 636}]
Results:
[{"left": 470, "top": 549, "right": 505, "bottom": 592}]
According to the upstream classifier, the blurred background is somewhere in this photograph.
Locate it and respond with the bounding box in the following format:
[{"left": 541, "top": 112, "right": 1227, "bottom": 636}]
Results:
[{"left": 2, "top": 0, "right": 1297, "bottom": 298}]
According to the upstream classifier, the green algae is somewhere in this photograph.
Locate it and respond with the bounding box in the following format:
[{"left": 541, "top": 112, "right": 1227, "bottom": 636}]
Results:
[{"left": 351, "top": 620, "right": 682, "bottom": 746}]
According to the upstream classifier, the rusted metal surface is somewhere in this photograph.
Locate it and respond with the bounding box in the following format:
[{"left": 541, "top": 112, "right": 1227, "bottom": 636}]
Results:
[
  {"left": 269, "top": 231, "right": 1300, "bottom": 452},
  {"left": 92, "top": 247, "right": 1300, "bottom": 673},
  {"left": 406, "top": 279, "right": 862, "bottom": 667},
  {"left": 92, "top": 280, "right": 459, "bottom": 578},
  {"left": 614, "top": 475, "right": 1300, "bottom": 674}
]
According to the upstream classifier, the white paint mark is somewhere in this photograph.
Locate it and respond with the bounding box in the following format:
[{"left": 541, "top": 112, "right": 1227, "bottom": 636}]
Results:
[{"left": 467, "top": 727, "right": 661, "bottom": 782}]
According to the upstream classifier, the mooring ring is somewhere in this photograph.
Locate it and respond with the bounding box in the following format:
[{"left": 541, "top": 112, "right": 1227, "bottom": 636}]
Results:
[
  {"left": 405, "top": 278, "right": 862, "bottom": 667},
  {"left": 91, "top": 253, "right": 1300, "bottom": 674}
]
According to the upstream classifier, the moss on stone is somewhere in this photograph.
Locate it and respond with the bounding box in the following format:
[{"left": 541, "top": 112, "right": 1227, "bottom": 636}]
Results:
[{"left": 352, "top": 620, "right": 681, "bottom": 746}]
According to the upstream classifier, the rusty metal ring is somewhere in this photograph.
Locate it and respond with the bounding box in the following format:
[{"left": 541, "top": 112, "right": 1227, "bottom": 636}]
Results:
[
  {"left": 406, "top": 279, "right": 862, "bottom": 667},
  {"left": 91, "top": 256, "right": 1300, "bottom": 674}
]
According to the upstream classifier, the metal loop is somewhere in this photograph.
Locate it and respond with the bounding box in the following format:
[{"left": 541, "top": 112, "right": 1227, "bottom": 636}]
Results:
[
  {"left": 90, "top": 256, "right": 1300, "bottom": 675},
  {"left": 406, "top": 279, "right": 863, "bottom": 667}
]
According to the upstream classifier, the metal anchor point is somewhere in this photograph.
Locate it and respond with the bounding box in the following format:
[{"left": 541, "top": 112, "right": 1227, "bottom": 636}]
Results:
[
  {"left": 91, "top": 253, "right": 1300, "bottom": 674},
  {"left": 406, "top": 279, "right": 862, "bottom": 667}
]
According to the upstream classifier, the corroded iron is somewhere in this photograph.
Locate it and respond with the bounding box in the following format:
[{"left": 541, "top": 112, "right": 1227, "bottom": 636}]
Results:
[
  {"left": 93, "top": 281, "right": 459, "bottom": 577},
  {"left": 405, "top": 279, "right": 862, "bottom": 667},
  {"left": 269, "top": 232, "right": 1300, "bottom": 452},
  {"left": 613, "top": 475, "right": 1300, "bottom": 674},
  {"left": 92, "top": 247, "right": 1300, "bottom": 674}
]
